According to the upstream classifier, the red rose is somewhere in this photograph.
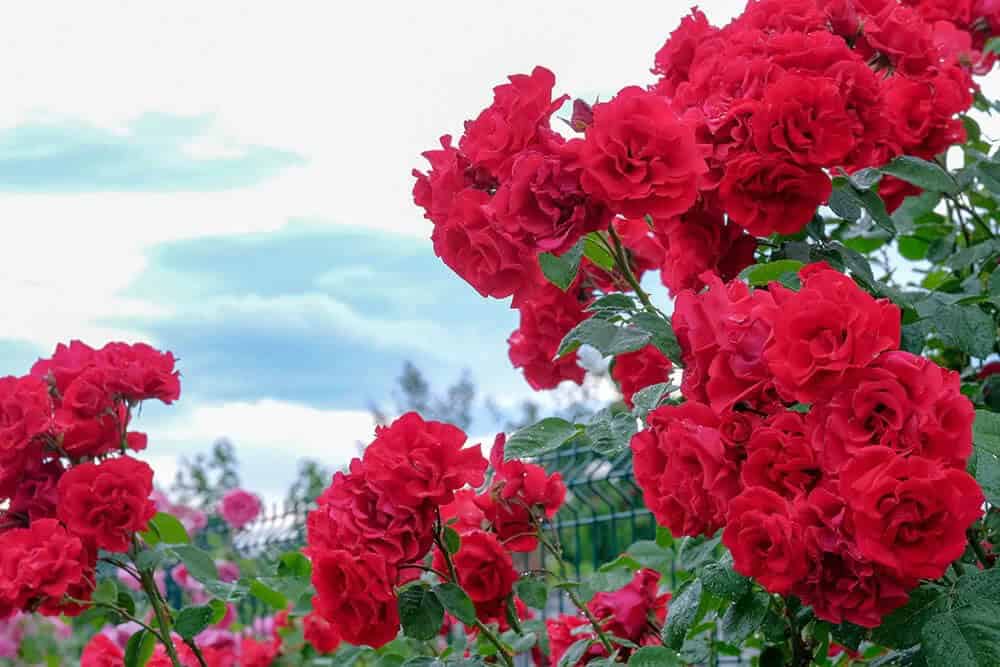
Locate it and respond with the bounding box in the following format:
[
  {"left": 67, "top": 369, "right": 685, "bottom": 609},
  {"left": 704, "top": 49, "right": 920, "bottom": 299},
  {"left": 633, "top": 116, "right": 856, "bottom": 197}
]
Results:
[
  {"left": 589, "top": 569, "right": 667, "bottom": 643},
  {"left": 719, "top": 152, "right": 832, "bottom": 236},
  {"left": 55, "top": 407, "right": 124, "bottom": 459},
  {"left": 460, "top": 66, "right": 567, "bottom": 179},
  {"left": 762, "top": 263, "right": 900, "bottom": 403},
  {"left": 611, "top": 345, "right": 673, "bottom": 409},
  {"left": 508, "top": 286, "right": 587, "bottom": 390},
  {"left": 652, "top": 206, "right": 757, "bottom": 296},
  {"left": 99, "top": 342, "right": 181, "bottom": 404},
  {"left": 750, "top": 74, "right": 859, "bottom": 166},
  {"left": 434, "top": 530, "right": 517, "bottom": 621},
  {"left": 724, "top": 487, "right": 810, "bottom": 595},
  {"left": 312, "top": 549, "right": 400, "bottom": 648},
  {"left": 305, "top": 458, "right": 434, "bottom": 565},
  {"left": 363, "top": 412, "right": 487, "bottom": 507},
  {"left": 631, "top": 402, "right": 741, "bottom": 536},
  {"left": 652, "top": 9, "right": 719, "bottom": 98},
  {"left": 30, "top": 340, "right": 100, "bottom": 396},
  {"left": 879, "top": 175, "right": 921, "bottom": 213},
  {"left": 979, "top": 361, "right": 1000, "bottom": 379},
  {"left": 673, "top": 274, "right": 778, "bottom": 413},
  {"left": 487, "top": 149, "right": 611, "bottom": 254},
  {"left": 882, "top": 70, "right": 969, "bottom": 159},
  {"left": 81, "top": 634, "right": 124, "bottom": 667},
  {"left": 742, "top": 410, "right": 821, "bottom": 498},
  {"left": 547, "top": 615, "right": 606, "bottom": 666},
  {"left": 240, "top": 636, "right": 280, "bottom": 667},
  {"left": 573, "top": 86, "right": 707, "bottom": 219},
  {"left": 809, "top": 351, "right": 974, "bottom": 471},
  {"left": 413, "top": 135, "right": 477, "bottom": 226},
  {"left": 57, "top": 456, "right": 156, "bottom": 553},
  {"left": 9, "top": 458, "right": 63, "bottom": 522},
  {"left": 304, "top": 611, "right": 341, "bottom": 655},
  {"left": 440, "top": 488, "right": 487, "bottom": 534},
  {"left": 840, "top": 447, "right": 984, "bottom": 580},
  {"left": 864, "top": 5, "right": 936, "bottom": 75},
  {"left": 0, "top": 518, "right": 95, "bottom": 617},
  {"left": 431, "top": 188, "right": 540, "bottom": 301},
  {"left": 0, "top": 375, "right": 51, "bottom": 499}
]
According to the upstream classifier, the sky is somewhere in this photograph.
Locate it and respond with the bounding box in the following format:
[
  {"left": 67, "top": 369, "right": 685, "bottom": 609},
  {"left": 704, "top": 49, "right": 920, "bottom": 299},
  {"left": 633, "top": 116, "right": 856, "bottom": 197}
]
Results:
[{"left": 2, "top": 1, "right": 997, "bottom": 504}]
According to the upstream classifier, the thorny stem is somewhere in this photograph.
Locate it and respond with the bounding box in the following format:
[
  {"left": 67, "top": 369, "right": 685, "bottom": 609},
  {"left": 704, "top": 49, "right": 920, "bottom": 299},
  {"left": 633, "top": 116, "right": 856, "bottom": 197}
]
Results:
[
  {"left": 432, "top": 513, "right": 514, "bottom": 667},
  {"left": 606, "top": 225, "right": 656, "bottom": 312},
  {"left": 140, "top": 568, "right": 184, "bottom": 667},
  {"left": 183, "top": 638, "right": 210, "bottom": 667}
]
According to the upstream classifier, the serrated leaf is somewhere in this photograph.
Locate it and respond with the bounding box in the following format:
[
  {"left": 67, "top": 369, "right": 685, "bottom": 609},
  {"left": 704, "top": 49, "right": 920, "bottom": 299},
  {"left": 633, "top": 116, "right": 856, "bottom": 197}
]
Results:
[
  {"left": 931, "top": 304, "right": 995, "bottom": 358},
  {"left": 558, "top": 638, "right": 592, "bottom": 667},
  {"left": 433, "top": 583, "right": 476, "bottom": 625},
  {"left": 743, "top": 260, "right": 804, "bottom": 287},
  {"left": 631, "top": 383, "right": 674, "bottom": 421},
  {"left": 93, "top": 578, "right": 118, "bottom": 606},
  {"left": 443, "top": 527, "right": 461, "bottom": 555},
  {"left": 872, "top": 585, "right": 950, "bottom": 648},
  {"left": 630, "top": 311, "right": 682, "bottom": 363},
  {"left": 514, "top": 577, "right": 548, "bottom": 609},
  {"left": 583, "top": 233, "right": 615, "bottom": 271},
  {"left": 721, "top": 589, "right": 770, "bottom": 644},
  {"left": 577, "top": 567, "right": 635, "bottom": 602},
  {"left": 677, "top": 534, "right": 721, "bottom": 570},
  {"left": 921, "top": 601, "right": 1000, "bottom": 667},
  {"left": 249, "top": 579, "right": 288, "bottom": 610},
  {"left": 398, "top": 584, "right": 444, "bottom": 641},
  {"left": 587, "top": 293, "right": 636, "bottom": 316},
  {"left": 627, "top": 646, "right": 684, "bottom": 666},
  {"left": 504, "top": 417, "right": 580, "bottom": 460},
  {"left": 170, "top": 545, "right": 219, "bottom": 585},
  {"left": 625, "top": 540, "right": 674, "bottom": 575},
  {"left": 175, "top": 605, "right": 214, "bottom": 640},
  {"left": 882, "top": 156, "right": 957, "bottom": 194},
  {"left": 975, "top": 410, "right": 1000, "bottom": 457},
  {"left": 663, "top": 579, "right": 702, "bottom": 650},
  {"left": 123, "top": 630, "right": 156, "bottom": 667},
  {"left": 700, "top": 553, "right": 750, "bottom": 601},
  {"left": 539, "top": 241, "right": 584, "bottom": 291},
  {"left": 970, "top": 447, "right": 1000, "bottom": 505},
  {"left": 832, "top": 179, "right": 896, "bottom": 234},
  {"left": 584, "top": 409, "right": 637, "bottom": 457},
  {"left": 557, "top": 318, "right": 651, "bottom": 357}
]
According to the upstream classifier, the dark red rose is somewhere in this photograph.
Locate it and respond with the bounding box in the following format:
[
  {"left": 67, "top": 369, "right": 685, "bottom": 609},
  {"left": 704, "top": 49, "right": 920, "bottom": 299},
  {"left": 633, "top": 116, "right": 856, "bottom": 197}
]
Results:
[
  {"left": 547, "top": 615, "right": 606, "bottom": 666},
  {"left": 719, "top": 152, "right": 832, "bottom": 236},
  {"left": 979, "top": 361, "right": 1000, "bottom": 379},
  {"left": 311, "top": 549, "right": 400, "bottom": 648},
  {"left": 363, "top": 412, "right": 487, "bottom": 508},
  {"left": 431, "top": 188, "right": 540, "bottom": 301},
  {"left": 589, "top": 569, "right": 668, "bottom": 643},
  {"left": 762, "top": 263, "right": 900, "bottom": 403},
  {"left": 864, "top": 4, "right": 936, "bottom": 75},
  {"left": 611, "top": 345, "right": 673, "bottom": 409},
  {"left": 724, "top": 487, "right": 810, "bottom": 595},
  {"left": 413, "top": 135, "right": 476, "bottom": 226},
  {"left": 808, "top": 351, "right": 974, "bottom": 471},
  {"left": 652, "top": 9, "right": 719, "bottom": 98},
  {"left": 841, "top": 447, "right": 984, "bottom": 580},
  {"left": 673, "top": 274, "right": 778, "bottom": 413},
  {"left": 57, "top": 456, "right": 156, "bottom": 553},
  {"left": 460, "top": 66, "right": 567, "bottom": 179},
  {"left": 631, "top": 402, "right": 741, "bottom": 536},
  {"left": 742, "top": 410, "right": 821, "bottom": 498},
  {"left": 882, "top": 70, "right": 969, "bottom": 159},
  {"left": 879, "top": 175, "right": 921, "bottom": 213},
  {"left": 0, "top": 518, "right": 95, "bottom": 617},
  {"left": 573, "top": 86, "right": 707, "bottom": 219},
  {"left": 487, "top": 149, "right": 612, "bottom": 254},
  {"left": 306, "top": 458, "right": 434, "bottom": 565},
  {"left": 9, "top": 458, "right": 62, "bottom": 522},
  {"left": 434, "top": 530, "right": 517, "bottom": 622},
  {"left": 508, "top": 285, "right": 588, "bottom": 390},
  {"left": 304, "top": 611, "right": 341, "bottom": 655},
  {"left": 750, "top": 73, "right": 859, "bottom": 166}
]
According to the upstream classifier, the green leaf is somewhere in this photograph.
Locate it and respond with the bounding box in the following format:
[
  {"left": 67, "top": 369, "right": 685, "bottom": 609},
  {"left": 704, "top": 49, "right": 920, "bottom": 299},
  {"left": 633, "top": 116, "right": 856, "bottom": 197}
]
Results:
[
  {"left": 872, "top": 585, "right": 950, "bottom": 648},
  {"left": 882, "top": 156, "right": 958, "bottom": 194},
  {"left": 700, "top": 553, "right": 750, "bottom": 601},
  {"left": 921, "top": 601, "right": 1000, "bottom": 667},
  {"left": 930, "top": 305, "right": 995, "bottom": 358},
  {"left": 557, "top": 317, "right": 651, "bottom": 357},
  {"left": 831, "top": 178, "right": 896, "bottom": 235},
  {"left": 662, "top": 579, "right": 702, "bottom": 650},
  {"left": 577, "top": 567, "right": 635, "bottom": 602},
  {"left": 627, "top": 646, "right": 684, "bottom": 666},
  {"left": 631, "top": 383, "right": 674, "bottom": 422},
  {"left": 539, "top": 240, "right": 584, "bottom": 291},
  {"left": 626, "top": 540, "right": 674, "bottom": 575},
  {"left": 141, "top": 512, "right": 190, "bottom": 546},
  {"left": 583, "top": 408, "right": 637, "bottom": 457},
  {"left": 831, "top": 622, "right": 867, "bottom": 652},
  {"left": 504, "top": 417, "right": 581, "bottom": 460},
  {"left": 587, "top": 293, "right": 636, "bottom": 316},
  {"left": 975, "top": 410, "right": 1000, "bottom": 457},
  {"left": 558, "top": 638, "right": 592, "bottom": 667},
  {"left": 970, "top": 447, "right": 1000, "bottom": 505},
  {"left": 398, "top": 584, "right": 444, "bottom": 641},
  {"left": 440, "top": 526, "right": 461, "bottom": 555},
  {"left": 93, "top": 578, "right": 118, "bottom": 606},
  {"left": 583, "top": 233, "right": 615, "bottom": 271},
  {"left": 721, "top": 589, "right": 770, "bottom": 644},
  {"left": 850, "top": 167, "right": 883, "bottom": 190},
  {"left": 249, "top": 578, "right": 288, "bottom": 610},
  {"left": 677, "top": 534, "right": 721, "bottom": 570},
  {"left": 175, "top": 605, "right": 214, "bottom": 640},
  {"left": 123, "top": 630, "right": 156, "bottom": 667},
  {"left": 433, "top": 583, "right": 476, "bottom": 625},
  {"left": 630, "top": 311, "right": 682, "bottom": 363},
  {"left": 208, "top": 599, "right": 227, "bottom": 625},
  {"left": 277, "top": 551, "right": 312, "bottom": 578},
  {"left": 947, "top": 240, "right": 1000, "bottom": 270},
  {"left": 514, "top": 577, "right": 549, "bottom": 609},
  {"left": 170, "top": 545, "right": 219, "bottom": 584},
  {"left": 743, "top": 260, "right": 804, "bottom": 287}
]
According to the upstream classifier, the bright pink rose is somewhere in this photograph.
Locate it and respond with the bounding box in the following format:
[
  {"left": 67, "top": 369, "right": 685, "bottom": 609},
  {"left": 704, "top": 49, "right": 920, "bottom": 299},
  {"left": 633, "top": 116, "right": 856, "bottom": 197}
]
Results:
[{"left": 219, "top": 488, "right": 262, "bottom": 530}]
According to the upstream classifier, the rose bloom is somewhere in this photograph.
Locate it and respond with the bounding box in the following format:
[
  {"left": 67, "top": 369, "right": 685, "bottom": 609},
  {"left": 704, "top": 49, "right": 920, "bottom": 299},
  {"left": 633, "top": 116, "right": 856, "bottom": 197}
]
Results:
[
  {"left": 305, "top": 457, "right": 434, "bottom": 564},
  {"left": 433, "top": 530, "right": 518, "bottom": 622},
  {"left": 572, "top": 86, "right": 707, "bottom": 220},
  {"left": 631, "top": 402, "right": 741, "bottom": 537},
  {"left": 81, "top": 634, "right": 124, "bottom": 667},
  {"left": 0, "top": 375, "right": 51, "bottom": 469},
  {"left": 762, "top": 263, "right": 900, "bottom": 403},
  {"left": 841, "top": 447, "right": 984, "bottom": 581},
  {"left": 440, "top": 488, "right": 487, "bottom": 533},
  {"left": 611, "top": 345, "right": 673, "bottom": 409},
  {"left": 304, "top": 611, "right": 341, "bottom": 655},
  {"left": 589, "top": 569, "right": 669, "bottom": 644},
  {"left": 219, "top": 488, "right": 262, "bottom": 530},
  {"left": 363, "top": 411, "right": 487, "bottom": 508},
  {"left": 311, "top": 549, "right": 400, "bottom": 648},
  {"left": 719, "top": 152, "right": 832, "bottom": 236},
  {"left": 742, "top": 410, "right": 821, "bottom": 498},
  {"left": 57, "top": 455, "right": 156, "bottom": 553},
  {"left": 508, "top": 285, "right": 588, "bottom": 390},
  {"left": 547, "top": 615, "right": 607, "bottom": 666},
  {"left": 724, "top": 487, "right": 809, "bottom": 595}
]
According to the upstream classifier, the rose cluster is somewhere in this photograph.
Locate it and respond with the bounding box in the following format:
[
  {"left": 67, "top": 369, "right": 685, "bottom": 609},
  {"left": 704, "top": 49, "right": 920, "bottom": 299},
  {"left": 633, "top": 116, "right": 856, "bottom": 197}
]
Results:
[
  {"left": 630, "top": 263, "right": 982, "bottom": 627},
  {"left": 304, "top": 412, "right": 566, "bottom": 648},
  {"left": 0, "top": 340, "right": 179, "bottom": 619},
  {"left": 414, "top": 0, "right": 996, "bottom": 394},
  {"left": 547, "top": 569, "right": 670, "bottom": 666}
]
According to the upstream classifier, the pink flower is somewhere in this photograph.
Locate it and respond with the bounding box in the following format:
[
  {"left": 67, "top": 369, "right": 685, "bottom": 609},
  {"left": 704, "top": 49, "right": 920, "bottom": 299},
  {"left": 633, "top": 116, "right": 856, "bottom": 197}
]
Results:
[{"left": 219, "top": 488, "right": 262, "bottom": 530}]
